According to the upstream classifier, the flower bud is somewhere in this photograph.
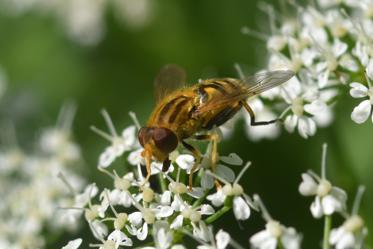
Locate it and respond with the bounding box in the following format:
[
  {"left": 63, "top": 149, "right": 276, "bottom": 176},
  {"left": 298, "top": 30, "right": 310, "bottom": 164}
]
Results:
[
  {"left": 114, "top": 213, "right": 128, "bottom": 230},
  {"left": 84, "top": 205, "right": 100, "bottom": 222},
  {"left": 114, "top": 176, "right": 131, "bottom": 191},
  {"left": 143, "top": 187, "right": 154, "bottom": 203},
  {"left": 142, "top": 208, "right": 155, "bottom": 224}
]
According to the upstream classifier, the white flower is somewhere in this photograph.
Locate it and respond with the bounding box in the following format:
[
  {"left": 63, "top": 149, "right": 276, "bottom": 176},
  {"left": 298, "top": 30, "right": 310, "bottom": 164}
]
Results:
[
  {"left": 170, "top": 198, "right": 215, "bottom": 230},
  {"left": 207, "top": 162, "right": 256, "bottom": 221},
  {"left": 250, "top": 195, "right": 302, "bottom": 249},
  {"left": 349, "top": 82, "right": 373, "bottom": 124},
  {"left": 299, "top": 144, "right": 347, "bottom": 218},
  {"left": 62, "top": 238, "right": 82, "bottom": 249},
  {"left": 151, "top": 221, "right": 173, "bottom": 249},
  {"left": 330, "top": 186, "right": 368, "bottom": 249},
  {"left": 92, "top": 110, "right": 138, "bottom": 168},
  {"left": 107, "top": 230, "right": 133, "bottom": 248},
  {"left": 330, "top": 215, "right": 367, "bottom": 249}
]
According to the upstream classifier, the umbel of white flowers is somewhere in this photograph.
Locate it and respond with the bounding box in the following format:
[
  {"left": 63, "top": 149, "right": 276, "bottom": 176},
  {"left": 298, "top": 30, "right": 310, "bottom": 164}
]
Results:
[
  {"left": 238, "top": 0, "right": 373, "bottom": 141},
  {"left": 0, "top": 103, "right": 86, "bottom": 248},
  {"left": 59, "top": 109, "right": 368, "bottom": 249}
]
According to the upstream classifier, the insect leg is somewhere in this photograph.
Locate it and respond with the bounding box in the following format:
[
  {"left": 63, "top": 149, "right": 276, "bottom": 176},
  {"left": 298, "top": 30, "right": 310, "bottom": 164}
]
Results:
[
  {"left": 194, "top": 133, "right": 220, "bottom": 189},
  {"left": 141, "top": 149, "right": 152, "bottom": 186},
  {"left": 241, "top": 101, "right": 280, "bottom": 126},
  {"left": 181, "top": 141, "right": 202, "bottom": 191}
]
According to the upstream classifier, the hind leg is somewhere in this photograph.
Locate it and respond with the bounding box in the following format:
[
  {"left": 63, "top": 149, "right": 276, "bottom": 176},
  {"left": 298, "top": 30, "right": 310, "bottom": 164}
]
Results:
[
  {"left": 193, "top": 132, "right": 221, "bottom": 188},
  {"left": 181, "top": 141, "right": 202, "bottom": 191},
  {"left": 241, "top": 101, "right": 281, "bottom": 126}
]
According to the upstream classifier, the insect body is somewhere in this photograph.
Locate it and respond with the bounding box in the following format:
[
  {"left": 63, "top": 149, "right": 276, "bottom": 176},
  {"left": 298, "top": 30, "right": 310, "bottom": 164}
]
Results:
[{"left": 138, "top": 65, "right": 294, "bottom": 189}]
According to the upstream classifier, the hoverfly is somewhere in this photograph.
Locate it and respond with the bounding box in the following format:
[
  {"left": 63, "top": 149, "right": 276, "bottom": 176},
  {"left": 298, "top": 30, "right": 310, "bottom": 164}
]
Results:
[{"left": 138, "top": 65, "right": 294, "bottom": 189}]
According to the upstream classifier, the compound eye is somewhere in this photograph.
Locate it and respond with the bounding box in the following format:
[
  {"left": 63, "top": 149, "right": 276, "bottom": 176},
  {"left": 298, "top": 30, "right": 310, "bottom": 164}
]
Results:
[
  {"left": 138, "top": 127, "right": 153, "bottom": 148},
  {"left": 152, "top": 128, "right": 178, "bottom": 153}
]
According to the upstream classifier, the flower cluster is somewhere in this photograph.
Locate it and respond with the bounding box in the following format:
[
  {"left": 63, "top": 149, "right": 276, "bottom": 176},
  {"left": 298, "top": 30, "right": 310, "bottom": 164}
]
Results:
[
  {"left": 234, "top": 0, "right": 373, "bottom": 141},
  {"left": 0, "top": 0, "right": 153, "bottom": 45},
  {"left": 299, "top": 144, "right": 368, "bottom": 249},
  {"left": 61, "top": 112, "right": 304, "bottom": 249},
  {"left": 60, "top": 110, "right": 368, "bottom": 249},
  {"left": 0, "top": 103, "right": 86, "bottom": 248}
]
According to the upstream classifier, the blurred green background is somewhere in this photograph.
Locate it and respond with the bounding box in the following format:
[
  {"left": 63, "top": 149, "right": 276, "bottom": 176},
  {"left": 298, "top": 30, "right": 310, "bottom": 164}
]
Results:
[{"left": 0, "top": 0, "right": 372, "bottom": 248}]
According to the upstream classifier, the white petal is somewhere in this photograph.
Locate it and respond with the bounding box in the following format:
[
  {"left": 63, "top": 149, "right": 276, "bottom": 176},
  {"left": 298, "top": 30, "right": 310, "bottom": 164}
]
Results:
[
  {"left": 171, "top": 196, "right": 184, "bottom": 212},
  {"left": 330, "top": 187, "right": 347, "bottom": 205},
  {"left": 351, "top": 100, "right": 372, "bottom": 124},
  {"left": 154, "top": 222, "right": 173, "bottom": 249},
  {"left": 216, "top": 164, "right": 235, "bottom": 183},
  {"left": 108, "top": 230, "right": 133, "bottom": 247},
  {"left": 155, "top": 206, "right": 174, "bottom": 218},
  {"left": 207, "top": 190, "right": 226, "bottom": 207},
  {"left": 298, "top": 117, "right": 316, "bottom": 139},
  {"left": 176, "top": 154, "right": 195, "bottom": 173},
  {"left": 330, "top": 227, "right": 345, "bottom": 244},
  {"left": 199, "top": 204, "right": 215, "bottom": 215},
  {"left": 127, "top": 148, "right": 144, "bottom": 166},
  {"left": 216, "top": 229, "right": 230, "bottom": 249},
  {"left": 112, "top": 142, "right": 126, "bottom": 156},
  {"left": 336, "top": 232, "right": 355, "bottom": 249},
  {"left": 160, "top": 191, "right": 172, "bottom": 205},
  {"left": 349, "top": 82, "right": 368, "bottom": 98},
  {"left": 171, "top": 245, "right": 186, "bottom": 249},
  {"left": 250, "top": 230, "right": 277, "bottom": 249},
  {"left": 304, "top": 100, "right": 327, "bottom": 116},
  {"left": 322, "top": 195, "right": 344, "bottom": 215},
  {"left": 310, "top": 197, "right": 323, "bottom": 218},
  {"left": 281, "top": 227, "right": 302, "bottom": 249},
  {"left": 366, "top": 59, "right": 373, "bottom": 80},
  {"left": 192, "top": 222, "right": 210, "bottom": 242},
  {"left": 137, "top": 222, "right": 148, "bottom": 241},
  {"left": 219, "top": 153, "right": 243, "bottom": 166},
  {"left": 317, "top": 68, "right": 329, "bottom": 88},
  {"left": 90, "top": 221, "right": 108, "bottom": 240},
  {"left": 170, "top": 215, "right": 184, "bottom": 229},
  {"left": 233, "top": 196, "right": 251, "bottom": 220},
  {"left": 122, "top": 125, "right": 137, "bottom": 147},
  {"left": 284, "top": 115, "right": 298, "bottom": 133},
  {"left": 98, "top": 147, "right": 116, "bottom": 168},
  {"left": 125, "top": 225, "right": 138, "bottom": 236},
  {"left": 298, "top": 173, "right": 318, "bottom": 196},
  {"left": 339, "top": 54, "right": 359, "bottom": 72},
  {"left": 128, "top": 212, "right": 143, "bottom": 227},
  {"left": 62, "top": 238, "right": 82, "bottom": 249},
  {"left": 332, "top": 39, "right": 348, "bottom": 58},
  {"left": 75, "top": 183, "right": 98, "bottom": 207}
]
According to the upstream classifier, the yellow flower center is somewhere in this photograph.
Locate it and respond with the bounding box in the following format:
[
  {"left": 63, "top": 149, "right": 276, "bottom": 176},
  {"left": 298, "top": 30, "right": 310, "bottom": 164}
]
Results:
[{"left": 291, "top": 97, "right": 304, "bottom": 117}]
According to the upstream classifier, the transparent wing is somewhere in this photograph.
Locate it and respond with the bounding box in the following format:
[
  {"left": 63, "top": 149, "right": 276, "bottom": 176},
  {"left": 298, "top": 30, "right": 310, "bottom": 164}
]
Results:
[
  {"left": 154, "top": 64, "right": 187, "bottom": 103},
  {"left": 195, "top": 70, "right": 294, "bottom": 114},
  {"left": 243, "top": 70, "right": 295, "bottom": 96}
]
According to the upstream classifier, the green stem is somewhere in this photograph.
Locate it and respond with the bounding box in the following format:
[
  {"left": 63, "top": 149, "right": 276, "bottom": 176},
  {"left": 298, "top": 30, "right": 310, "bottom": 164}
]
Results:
[
  {"left": 205, "top": 205, "right": 231, "bottom": 224},
  {"left": 323, "top": 215, "right": 332, "bottom": 249},
  {"left": 158, "top": 174, "right": 167, "bottom": 192},
  {"left": 278, "top": 240, "right": 284, "bottom": 249},
  {"left": 192, "top": 190, "right": 209, "bottom": 208}
]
